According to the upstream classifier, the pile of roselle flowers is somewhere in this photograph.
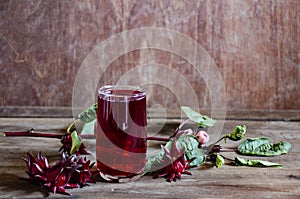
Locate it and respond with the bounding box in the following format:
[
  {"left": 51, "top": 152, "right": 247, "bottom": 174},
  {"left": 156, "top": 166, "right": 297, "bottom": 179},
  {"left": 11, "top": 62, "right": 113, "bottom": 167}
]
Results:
[
  {"left": 24, "top": 151, "right": 94, "bottom": 195},
  {"left": 3, "top": 105, "right": 292, "bottom": 195},
  {"left": 3, "top": 125, "right": 97, "bottom": 195},
  {"left": 24, "top": 132, "right": 94, "bottom": 195}
]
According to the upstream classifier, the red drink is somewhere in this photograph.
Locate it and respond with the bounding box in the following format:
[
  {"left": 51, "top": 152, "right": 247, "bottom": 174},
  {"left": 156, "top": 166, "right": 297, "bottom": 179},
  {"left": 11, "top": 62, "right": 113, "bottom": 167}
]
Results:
[{"left": 96, "top": 85, "right": 147, "bottom": 177}]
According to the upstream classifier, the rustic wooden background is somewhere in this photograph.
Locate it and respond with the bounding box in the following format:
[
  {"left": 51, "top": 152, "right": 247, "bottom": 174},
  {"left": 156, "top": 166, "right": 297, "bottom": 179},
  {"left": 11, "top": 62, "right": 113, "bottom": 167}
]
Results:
[{"left": 0, "top": 0, "right": 299, "bottom": 110}]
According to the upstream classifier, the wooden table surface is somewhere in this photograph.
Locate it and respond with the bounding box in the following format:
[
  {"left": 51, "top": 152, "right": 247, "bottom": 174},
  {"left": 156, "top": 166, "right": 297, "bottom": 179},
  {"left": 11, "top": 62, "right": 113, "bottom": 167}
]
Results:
[{"left": 0, "top": 107, "right": 300, "bottom": 198}]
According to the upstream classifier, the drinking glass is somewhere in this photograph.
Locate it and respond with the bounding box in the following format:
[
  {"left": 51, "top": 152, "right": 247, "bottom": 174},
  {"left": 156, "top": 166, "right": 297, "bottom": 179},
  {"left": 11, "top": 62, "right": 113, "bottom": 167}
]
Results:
[{"left": 96, "top": 85, "right": 147, "bottom": 178}]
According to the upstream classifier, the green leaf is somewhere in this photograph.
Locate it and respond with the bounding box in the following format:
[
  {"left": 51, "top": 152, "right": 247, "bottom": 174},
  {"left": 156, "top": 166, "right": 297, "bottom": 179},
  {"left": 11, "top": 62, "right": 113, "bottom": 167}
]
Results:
[
  {"left": 235, "top": 157, "right": 282, "bottom": 168},
  {"left": 215, "top": 154, "right": 225, "bottom": 168},
  {"left": 181, "top": 106, "right": 216, "bottom": 128},
  {"left": 224, "top": 125, "right": 247, "bottom": 142},
  {"left": 70, "top": 130, "right": 82, "bottom": 154},
  {"left": 80, "top": 119, "right": 96, "bottom": 135},
  {"left": 77, "top": 103, "right": 98, "bottom": 123},
  {"left": 176, "top": 135, "right": 206, "bottom": 167},
  {"left": 143, "top": 148, "right": 165, "bottom": 175},
  {"left": 143, "top": 139, "right": 176, "bottom": 174},
  {"left": 238, "top": 137, "right": 292, "bottom": 156},
  {"left": 143, "top": 135, "right": 206, "bottom": 174}
]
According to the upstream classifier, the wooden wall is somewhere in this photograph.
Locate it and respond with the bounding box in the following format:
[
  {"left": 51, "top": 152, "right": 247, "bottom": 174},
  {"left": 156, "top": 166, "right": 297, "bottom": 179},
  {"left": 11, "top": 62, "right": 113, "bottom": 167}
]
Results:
[{"left": 0, "top": 0, "right": 299, "bottom": 110}]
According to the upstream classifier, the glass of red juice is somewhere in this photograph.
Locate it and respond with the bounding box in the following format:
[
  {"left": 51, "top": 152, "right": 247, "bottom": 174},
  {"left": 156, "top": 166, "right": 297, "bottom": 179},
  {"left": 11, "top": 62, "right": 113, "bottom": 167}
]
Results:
[{"left": 96, "top": 85, "right": 147, "bottom": 178}]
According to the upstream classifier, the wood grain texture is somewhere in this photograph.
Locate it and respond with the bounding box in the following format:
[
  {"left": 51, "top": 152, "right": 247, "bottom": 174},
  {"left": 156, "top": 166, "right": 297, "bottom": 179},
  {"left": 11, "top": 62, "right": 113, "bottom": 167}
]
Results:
[
  {"left": 0, "top": 117, "right": 299, "bottom": 198},
  {"left": 0, "top": 0, "right": 299, "bottom": 110},
  {"left": 1, "top": 106, "right": 300, "bottom": 122}
]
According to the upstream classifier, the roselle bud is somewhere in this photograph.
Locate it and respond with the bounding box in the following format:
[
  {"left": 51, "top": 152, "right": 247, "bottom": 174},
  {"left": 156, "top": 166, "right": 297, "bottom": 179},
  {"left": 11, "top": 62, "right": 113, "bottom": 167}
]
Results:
[
  {"left": 212, "top": 144, "right": 222, "bottom": 153},
  {"left": 60, "top": 134, "right": 72, "bottom": 154},
  {"left": 196, "top": 130, "right": 209, "bottom": 144}
]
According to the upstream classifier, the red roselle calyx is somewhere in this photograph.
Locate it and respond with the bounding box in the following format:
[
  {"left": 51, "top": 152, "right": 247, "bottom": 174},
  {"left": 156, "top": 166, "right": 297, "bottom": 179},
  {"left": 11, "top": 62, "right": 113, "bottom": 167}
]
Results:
[
  {"left": 59, "top": 134, "right": 90, "bottom": 155},
  {"left": 157, "top": 139, "right": 195, "bottom": 182},
  {"left": 212, "top": 145, "right": 222, "bottom": 153},
  {"left": 23, "top": 151, "right": 95, "bottom": 195}
]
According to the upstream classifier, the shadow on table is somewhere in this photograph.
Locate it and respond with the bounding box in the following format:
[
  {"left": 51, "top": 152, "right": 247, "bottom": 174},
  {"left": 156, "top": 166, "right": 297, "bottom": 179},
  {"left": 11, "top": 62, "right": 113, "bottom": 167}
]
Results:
[{"left": 0, "top": 172, "right": 51, "bottom": 198}]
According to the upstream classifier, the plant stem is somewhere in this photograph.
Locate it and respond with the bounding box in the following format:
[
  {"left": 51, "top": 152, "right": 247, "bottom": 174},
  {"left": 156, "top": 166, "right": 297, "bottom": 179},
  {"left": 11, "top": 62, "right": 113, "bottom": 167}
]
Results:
[
  {"left": 219, "top": 154, "right": 235, "bottom": 162},
  {"left": 147, "top": 119, "right": 191, "bottom": 142},
  {"left": 214, "top": 136, "right": 225, "bottom": 144},
  {"left": 171, "top": 119, "right": 191, "bottom": 138},
  {"left": 80, "top": 134, "right": 96, "bottom": 139},
  {"left": 220, "top": 148, "right": 238, "bottom": 152},
  {"left": 147, "top": 136, "right": 171, "bottom": 142},
  {"left": 66, "top": 120, "right": 76, "bottom": 134},
  {"left": 3, "top": 129, "right": 63, "bottom": 139},
  {"left": 178, "top": 119, "right": 191, "bottom": 130}
]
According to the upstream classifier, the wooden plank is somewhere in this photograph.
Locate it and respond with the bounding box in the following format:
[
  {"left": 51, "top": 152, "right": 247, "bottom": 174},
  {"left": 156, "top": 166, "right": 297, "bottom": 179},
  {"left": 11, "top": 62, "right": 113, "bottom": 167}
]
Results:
[
  {"left": 1, "top": 106, "right": 300, "bottom": 121},
  {"left": 0, "top": 106, "right": 74, "bottom": 118},
  {"left": 0, "top": 118, "right": 299, "bottom": 198}
]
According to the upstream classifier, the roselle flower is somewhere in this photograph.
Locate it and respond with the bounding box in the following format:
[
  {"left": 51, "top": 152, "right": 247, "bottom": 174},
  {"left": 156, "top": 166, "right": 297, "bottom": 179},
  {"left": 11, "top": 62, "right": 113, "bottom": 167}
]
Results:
[
  {"left": 69, "top": 157, "right": 95, "bottom": 187},
  {"left": 60, "top": 133, "right": 90, "bottom": 155},
  {"left": 196, "top": 130, "right": 209, "bottom": 144},
  {"left": 23, "top": 152, "right": 94, "bottom": 195},
  {"left": 158, "top": 139, "right": 195, "bottom": 182},
  {"left": 23, "top": 151, "right": 50, "bottom": 184}
]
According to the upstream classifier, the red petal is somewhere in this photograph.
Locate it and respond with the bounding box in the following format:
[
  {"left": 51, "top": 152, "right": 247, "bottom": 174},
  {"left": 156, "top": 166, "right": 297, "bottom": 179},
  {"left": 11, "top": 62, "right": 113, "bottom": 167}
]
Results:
[
  {"left": 58, "top": 186, "right": 71, "bottom": 196},
  {"left": 176, "top": 161, "right": 184, "bottom": 172},
  {"left": 34, "top": 174, "right": 47, "bottom": 182},
  {"left": 44, "top": 157, "right": 49, "bottom": 169},
  {"left": 52, "top": 186, "right": 57, "bottom": 194},
  {"left": 27, "top": 153, "right": 35, "bottom": 168},
  {"left": 37, "top": 151, "right": 42, "bottom": 161},
  {"left": 169, "top": 173, "right": 176, "bottom": 182},
  {"left": 79, "top": 143, "right": 90, "bottom": 155},
  {"left": 177, "top": 172, "right": 182, "bottom": 179},
  {"left": 32, "top": 163, "right": 44, "bottom": 174},
  {"left": 65, "top": 183, "right": 79, "bottom": 189},
  {"left": 182, "top": 170, "right": 192, "bottom": 175}
]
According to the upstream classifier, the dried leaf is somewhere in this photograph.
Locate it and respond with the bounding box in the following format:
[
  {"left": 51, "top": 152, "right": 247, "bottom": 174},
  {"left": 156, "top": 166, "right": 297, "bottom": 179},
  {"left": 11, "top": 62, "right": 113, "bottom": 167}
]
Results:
[{"left": 224, "top": 125, "right": 247, "bottom": 142}]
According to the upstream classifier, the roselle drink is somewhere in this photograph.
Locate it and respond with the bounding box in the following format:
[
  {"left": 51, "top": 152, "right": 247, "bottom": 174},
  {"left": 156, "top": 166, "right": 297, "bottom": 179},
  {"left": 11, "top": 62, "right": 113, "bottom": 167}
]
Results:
[{"left": 96, "top": 85, "right": 147, "bottom": 177}]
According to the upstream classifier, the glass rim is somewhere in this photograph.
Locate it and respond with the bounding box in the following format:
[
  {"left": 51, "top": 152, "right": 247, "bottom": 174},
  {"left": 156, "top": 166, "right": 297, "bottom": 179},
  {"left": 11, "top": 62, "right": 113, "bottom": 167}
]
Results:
[{"left": 98, "top": 85, "right": 146, "bottom": 99}]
